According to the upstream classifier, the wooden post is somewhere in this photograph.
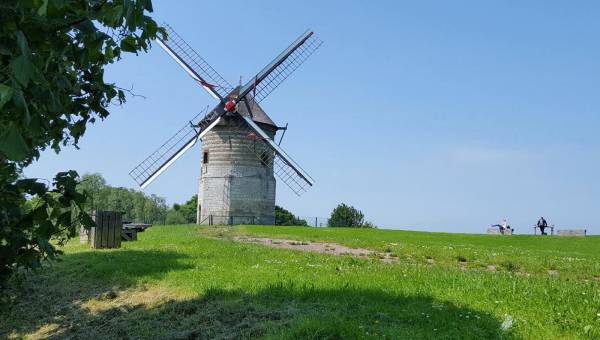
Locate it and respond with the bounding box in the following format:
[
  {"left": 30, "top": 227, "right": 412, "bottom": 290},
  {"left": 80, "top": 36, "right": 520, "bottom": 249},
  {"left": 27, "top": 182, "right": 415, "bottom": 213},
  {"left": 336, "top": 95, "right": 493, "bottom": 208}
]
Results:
[{"left": 91, "top": 211, "right": 122, "bottom": 249}]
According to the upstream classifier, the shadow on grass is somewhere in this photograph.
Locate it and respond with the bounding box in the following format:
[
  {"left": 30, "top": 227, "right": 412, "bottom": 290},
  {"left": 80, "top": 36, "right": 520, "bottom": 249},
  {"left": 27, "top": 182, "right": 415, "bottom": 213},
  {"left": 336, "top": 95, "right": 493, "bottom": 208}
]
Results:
[
  {"left": 1, "top": 249, "right": 192, "bottom": 338},
  {"left": 3, "top": 248, "right": 517, "bottom": 339}
]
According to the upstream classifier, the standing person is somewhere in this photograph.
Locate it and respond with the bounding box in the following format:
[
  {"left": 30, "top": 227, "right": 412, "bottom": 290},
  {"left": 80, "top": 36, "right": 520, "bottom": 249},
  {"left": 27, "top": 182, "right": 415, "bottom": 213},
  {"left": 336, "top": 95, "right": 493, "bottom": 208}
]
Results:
[{"left": 537, "top": 216, "right": 548, "bottom": 235}]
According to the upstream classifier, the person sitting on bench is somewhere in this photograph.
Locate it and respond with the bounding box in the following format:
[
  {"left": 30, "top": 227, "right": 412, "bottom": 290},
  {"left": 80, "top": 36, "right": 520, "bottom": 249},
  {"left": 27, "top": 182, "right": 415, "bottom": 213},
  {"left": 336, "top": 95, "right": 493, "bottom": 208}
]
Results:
[
  {"left": 536, "top": 216, "right": 548, "bottom": 235},
  {"left": 500, "top": 218, "right": 509, "bottom": 234}
]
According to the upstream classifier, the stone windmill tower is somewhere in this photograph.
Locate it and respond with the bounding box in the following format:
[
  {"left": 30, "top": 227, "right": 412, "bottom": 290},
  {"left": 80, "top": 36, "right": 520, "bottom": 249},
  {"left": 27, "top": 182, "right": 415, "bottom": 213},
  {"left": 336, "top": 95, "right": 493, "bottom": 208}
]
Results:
[{"left": 129, "top": 24, "right": 322, "bottom": 224}]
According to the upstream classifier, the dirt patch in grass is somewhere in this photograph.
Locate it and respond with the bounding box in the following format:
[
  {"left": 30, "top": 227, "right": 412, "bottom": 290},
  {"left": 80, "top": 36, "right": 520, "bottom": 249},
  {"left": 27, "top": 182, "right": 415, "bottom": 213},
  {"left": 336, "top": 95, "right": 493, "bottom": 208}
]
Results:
[{"left": 234, "top": 236, "right": 399, "bottom": 263}]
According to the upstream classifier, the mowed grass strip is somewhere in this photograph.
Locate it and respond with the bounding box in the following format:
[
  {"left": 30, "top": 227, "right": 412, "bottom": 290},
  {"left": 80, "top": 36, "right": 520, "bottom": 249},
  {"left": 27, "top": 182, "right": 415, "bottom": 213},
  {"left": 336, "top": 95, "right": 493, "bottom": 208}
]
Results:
[
  {"left": 0, "top": 225, "right": 598, "bottom": 339},
  {"left": 225, "top": 225, "right": 600, "bottom": 280}
]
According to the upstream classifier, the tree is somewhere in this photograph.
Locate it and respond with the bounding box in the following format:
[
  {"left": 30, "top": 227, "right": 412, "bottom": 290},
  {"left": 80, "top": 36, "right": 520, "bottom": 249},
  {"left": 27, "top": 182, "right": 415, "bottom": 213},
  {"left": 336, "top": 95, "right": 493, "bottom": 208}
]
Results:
[
  {"left": 171, "top": 195, "right": 197, "bottom": 224},
  {"left": 165, "top": 210, "right": 186, "bottom": 225},
  {"left": 76, "top": 172, "right": 106, "bottom": 210},
  {"left": 328, "top": 203, "right": 374, "bottom": 228},
  {"left": 1, "top": 1, "right": 161, "bottom": 286},
  {"left": 275, "top": 205, "right": 307, "bottom": 226},
  {"left": 76, "top": 173, "right": 168, "bottom": 224}
]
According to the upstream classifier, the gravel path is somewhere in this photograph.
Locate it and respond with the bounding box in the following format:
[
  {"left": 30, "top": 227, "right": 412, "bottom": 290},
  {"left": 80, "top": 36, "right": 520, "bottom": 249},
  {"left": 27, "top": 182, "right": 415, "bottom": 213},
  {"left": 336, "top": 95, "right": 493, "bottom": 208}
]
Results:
[{"left": 233, "top": 236, "right": 399, "bottom": 263}]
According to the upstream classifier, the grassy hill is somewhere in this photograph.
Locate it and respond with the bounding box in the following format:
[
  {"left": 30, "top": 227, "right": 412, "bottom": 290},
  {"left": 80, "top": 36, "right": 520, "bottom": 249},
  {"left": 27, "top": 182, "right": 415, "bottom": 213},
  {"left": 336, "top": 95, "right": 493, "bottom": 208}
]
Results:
[{"left": 2, "top": 225, "right": 599, "bottom": 339}]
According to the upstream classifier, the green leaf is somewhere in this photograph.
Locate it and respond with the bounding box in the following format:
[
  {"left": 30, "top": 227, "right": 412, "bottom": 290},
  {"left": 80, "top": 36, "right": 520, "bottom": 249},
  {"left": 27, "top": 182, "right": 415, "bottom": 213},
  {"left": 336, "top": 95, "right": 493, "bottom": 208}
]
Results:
[
  {"left": 103, "top": 5, "right": 123, "bottom": 26},
  {"left": 16, "top": 178, "right": 47, "bottom": 196},
  {"left": 120, "top": 36, "right": 137, "bottom": 52},
  {"left": 37, "top": 0, "right": 49, "bottom": 16},
  {"left": 12, "top": 88, "right": 30, "bottom": 121},
  {"left": 11, "top": 55, "right": 34, "bottom": 87},
  {"left": 105, "top": 45, "right": 114, "bottom": 60},
  {"left": 15, "top": 31, "right": 30, "bottom": 55},
  {"left": 142, "top": 0, "right": 153, "bottom": 12},
  {"left": 80, "top": 211, "right": 96, "bottom": 228},
  {"left": 146, "top": 19, "right": 157, "bottom": 37},
  {"left": 0, "top": 84, "right": 13, "bottom": 109},
  {"left": 0, "top": 126, "right": 30, "bottom": 161}
]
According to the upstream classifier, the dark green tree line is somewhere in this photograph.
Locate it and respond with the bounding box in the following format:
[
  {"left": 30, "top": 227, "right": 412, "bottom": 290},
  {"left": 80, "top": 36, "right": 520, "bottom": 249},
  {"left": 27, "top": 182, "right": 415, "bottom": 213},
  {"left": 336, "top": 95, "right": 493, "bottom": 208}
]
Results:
[
  {"left": 78, "top": 173, "right": 168, "bottom": 223},
  {"left": 165, "top": 194, "right": 197, "bottom": 224}
]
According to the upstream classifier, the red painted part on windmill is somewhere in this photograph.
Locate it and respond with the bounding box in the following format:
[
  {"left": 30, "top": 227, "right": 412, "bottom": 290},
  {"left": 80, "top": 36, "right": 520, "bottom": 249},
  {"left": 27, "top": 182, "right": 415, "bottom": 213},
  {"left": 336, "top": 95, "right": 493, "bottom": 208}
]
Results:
[
  {"left": 246, "top": 132, "right": 258, "bottom": 140},
  {"left": 224, "top": 100, "right": 236, "bottom": 111}
]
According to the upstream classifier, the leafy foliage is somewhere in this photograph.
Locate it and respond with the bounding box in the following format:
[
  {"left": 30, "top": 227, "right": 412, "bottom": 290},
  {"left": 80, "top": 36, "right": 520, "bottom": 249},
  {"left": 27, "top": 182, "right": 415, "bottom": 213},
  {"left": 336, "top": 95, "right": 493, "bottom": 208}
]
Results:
[
  {"left": 328, "top": 203, "right": 374, "bottom": 228},
  {"left": 0, "top": 168, "right": 94, "bottom": 286},
  {"left": 165, "top": 209, "right": 187, "bottom": 225},
  {"left": 275, "top": 205, "right": 307, "bottom": 226},
  {"left": 0, "top": 0, "right": 161, "bottom": 286},
  {"left": 77, "top": 173, "right": 167, "bottom": 224},
  {"left": 169, "top": 195, "right": 197, "bottom": 224},
  {"left": 0, "top": 0, "right": 163, "bottom": 164}
]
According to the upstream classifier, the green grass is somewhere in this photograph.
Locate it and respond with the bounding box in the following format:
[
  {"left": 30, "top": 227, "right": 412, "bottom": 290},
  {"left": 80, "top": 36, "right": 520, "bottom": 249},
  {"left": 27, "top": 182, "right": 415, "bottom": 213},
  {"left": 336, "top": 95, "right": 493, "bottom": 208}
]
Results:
[{"left": 2, "top": 225, "right": 599, "bottom": 339}]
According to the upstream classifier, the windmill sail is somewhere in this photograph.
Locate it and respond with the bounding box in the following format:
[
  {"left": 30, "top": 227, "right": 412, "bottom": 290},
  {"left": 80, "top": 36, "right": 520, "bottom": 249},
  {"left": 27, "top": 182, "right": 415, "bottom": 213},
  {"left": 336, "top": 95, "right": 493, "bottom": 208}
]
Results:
[
  {"left": 158, "top": 23, "right": 233, "bottom": 100},
  {"left": 238, "top": 115, "right": 314, "bottom": 195},
  {"left": 238, "top": 30, "right": 323, "bottom": 104},
  {"left": 130, "top": 27, "right": 321, "bottom": 194},
  {"left": 129, "top": 108, "right": 222, "bottom": 189},
  {"left": 224, "top": 30, "right": 321, "bottom": 195}
]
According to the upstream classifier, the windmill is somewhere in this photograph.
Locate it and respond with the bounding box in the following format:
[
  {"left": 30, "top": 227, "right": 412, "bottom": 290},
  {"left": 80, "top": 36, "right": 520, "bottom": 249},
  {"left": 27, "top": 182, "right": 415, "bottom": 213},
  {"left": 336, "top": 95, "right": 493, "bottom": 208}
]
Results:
[{"left": 129, "top": 24, "right": 322, "bottom": 225}]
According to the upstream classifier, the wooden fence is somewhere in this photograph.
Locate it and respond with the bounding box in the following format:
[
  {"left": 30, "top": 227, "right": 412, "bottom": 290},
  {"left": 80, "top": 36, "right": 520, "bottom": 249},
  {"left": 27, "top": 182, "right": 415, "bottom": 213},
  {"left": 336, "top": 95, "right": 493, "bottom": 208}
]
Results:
[{"left": 89, "top": 211, "right": 122, "bottom": 249}]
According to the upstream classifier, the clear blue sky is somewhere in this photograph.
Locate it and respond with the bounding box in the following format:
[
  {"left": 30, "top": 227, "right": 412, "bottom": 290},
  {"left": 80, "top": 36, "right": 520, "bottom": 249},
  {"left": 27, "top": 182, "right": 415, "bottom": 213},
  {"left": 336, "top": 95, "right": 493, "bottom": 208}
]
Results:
[{"left": 26, "top": 0, "right": 600, "bottom": 233}]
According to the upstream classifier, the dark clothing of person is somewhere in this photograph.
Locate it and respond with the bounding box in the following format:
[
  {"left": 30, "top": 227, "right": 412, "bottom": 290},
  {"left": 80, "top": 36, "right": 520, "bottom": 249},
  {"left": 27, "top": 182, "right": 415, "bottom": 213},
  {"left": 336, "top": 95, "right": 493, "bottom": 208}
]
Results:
[{"left": 537, "top": 218, "right": 548, "bottom": 235}]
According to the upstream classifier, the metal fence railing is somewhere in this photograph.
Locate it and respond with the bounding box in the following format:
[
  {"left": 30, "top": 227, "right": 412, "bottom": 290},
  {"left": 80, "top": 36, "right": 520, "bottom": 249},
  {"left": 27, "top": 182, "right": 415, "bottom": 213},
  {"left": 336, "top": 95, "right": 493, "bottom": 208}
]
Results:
[
  {"left": 296, "top": 216, "right": 329, "bottom": 227},
  {"left": 196, "top": 215, "right": 330, "bottom": 227},
  {"left": 200, "top": 215, "right": 275, "bottom": 226}
]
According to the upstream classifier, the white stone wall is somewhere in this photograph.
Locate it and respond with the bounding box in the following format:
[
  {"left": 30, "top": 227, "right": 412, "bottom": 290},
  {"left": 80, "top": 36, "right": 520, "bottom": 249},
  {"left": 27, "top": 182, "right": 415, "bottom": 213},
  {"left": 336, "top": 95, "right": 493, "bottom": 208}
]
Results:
[{"left": 197, "top": 117, "right": 276, "bottom": 224}]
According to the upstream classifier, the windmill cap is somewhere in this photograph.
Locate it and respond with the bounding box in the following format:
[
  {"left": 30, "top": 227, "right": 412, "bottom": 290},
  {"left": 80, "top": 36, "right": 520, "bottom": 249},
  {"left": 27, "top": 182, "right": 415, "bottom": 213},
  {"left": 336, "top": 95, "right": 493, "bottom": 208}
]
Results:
[{"left": 229, "top": 86, "right": 277, "bottom": 128}]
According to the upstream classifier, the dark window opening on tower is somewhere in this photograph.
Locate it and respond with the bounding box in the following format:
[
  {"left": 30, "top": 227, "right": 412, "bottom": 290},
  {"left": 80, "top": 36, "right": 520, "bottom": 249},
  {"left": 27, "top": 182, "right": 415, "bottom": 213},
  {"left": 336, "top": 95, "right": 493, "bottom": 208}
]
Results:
[
  {"left": 203, "top": 151, "right": 209, "bottom": 164},
  {"left": 260, "top": 152, "right": 269, "bottom": 166}
]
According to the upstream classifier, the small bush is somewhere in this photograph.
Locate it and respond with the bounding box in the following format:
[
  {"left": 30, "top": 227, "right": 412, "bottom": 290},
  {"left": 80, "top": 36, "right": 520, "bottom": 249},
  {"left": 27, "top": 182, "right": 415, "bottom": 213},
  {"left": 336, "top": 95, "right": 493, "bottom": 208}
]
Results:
[
  {"left": 328, "top": 203, "right": 365, "bottom": 228},
  {"left": 275, "top": 206, "right": 308, "bottom": 226}
]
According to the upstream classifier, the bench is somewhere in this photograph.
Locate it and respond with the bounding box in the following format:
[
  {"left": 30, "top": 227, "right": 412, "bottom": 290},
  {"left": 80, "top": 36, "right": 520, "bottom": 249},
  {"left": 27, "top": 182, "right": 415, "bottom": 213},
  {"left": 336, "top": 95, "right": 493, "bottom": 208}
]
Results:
[
  {"left": 121, "top": 229, "right": 138, "bottom": 241},
  {"left": 123, "top": 223, "right": 152, "bottom": 232},
  {"left": 487, "top": 227, "right": 512, "bottom": 235},
  {"left": 533, "top": 226, "right": 554, "bottom": 235},
  {"left": 556, "top": 229, "right": 586, "bottom": 237},
  {"left": 120, "top": 223, "right": 151, "bottom": 242}
]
